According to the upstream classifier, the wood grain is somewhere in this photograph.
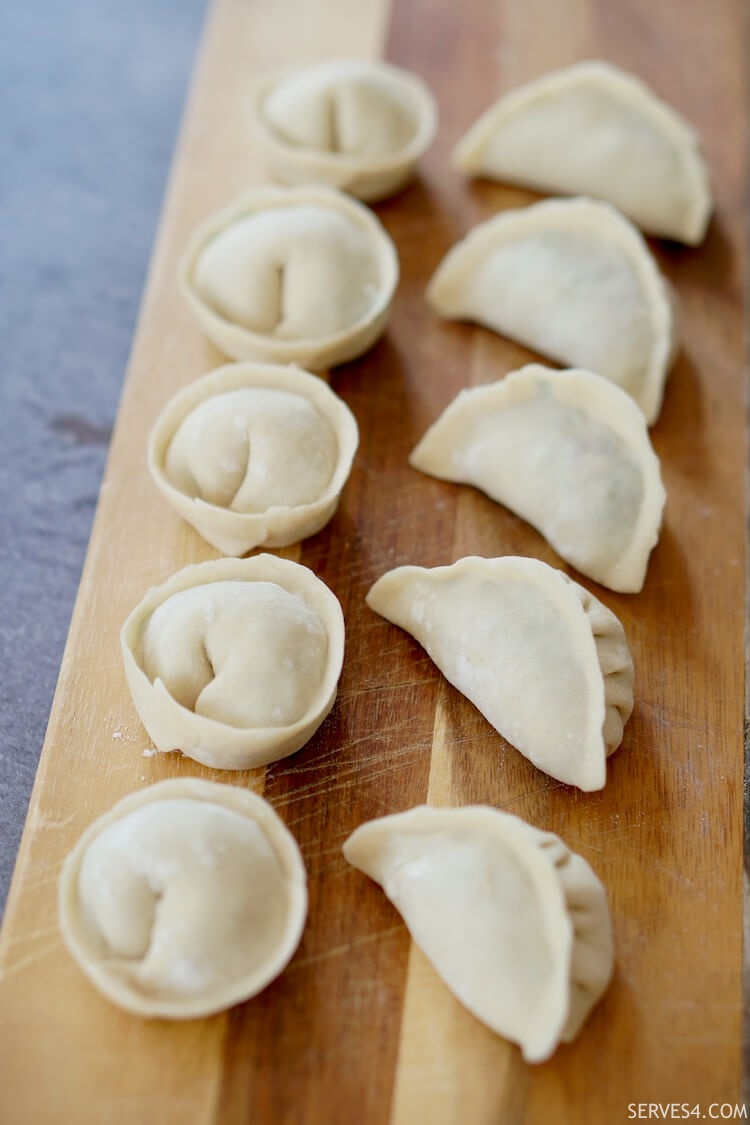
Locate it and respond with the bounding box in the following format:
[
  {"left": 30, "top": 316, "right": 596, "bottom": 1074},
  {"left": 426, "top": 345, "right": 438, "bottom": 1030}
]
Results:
[{"left": 0, "top": 0, "right": 746, "bottom": 1121}]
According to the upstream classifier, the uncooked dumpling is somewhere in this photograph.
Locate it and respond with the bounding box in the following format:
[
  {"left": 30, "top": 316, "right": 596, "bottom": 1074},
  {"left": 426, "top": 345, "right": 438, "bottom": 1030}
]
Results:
[
  {"left": 58, "top": 779, "right": 307, "bottom": 1018},
  {"left": 149, "top": 362, "right": 359, "bottom": 556},
  {"left": 251, "top": 59, "right": 437, "bottom": 201},
  {"left": 410, "top": 364, "right": 665, "bottom": 593},
  {"left": 121, "top": 555, "right": 344, "bottom": 769},
  {"left": 366, "top": 556, "right": 633, "bottom": 791},
  {"left": 426, "top": 197, "right": 677, "bottom": 423},
  {"left": 344, "top": 805, "right": 613, "bottom": 1062},
  {"left": 453, "top": 60, "right": 712, "bottom": 245},
  {"left": 179, "top": 185, "right": 399, "bottom": 369}
]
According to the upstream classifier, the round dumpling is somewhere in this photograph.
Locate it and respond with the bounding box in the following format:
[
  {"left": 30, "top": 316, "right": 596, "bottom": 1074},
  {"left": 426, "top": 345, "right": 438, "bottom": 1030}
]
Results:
[
  {"left": 121, "top": 555, "right": 345, "bottom": 769},
  {"left": 179, "top": 185, "right": 399, "bottom": 369},
  {"left": 58, "top": 779, "right": 307, "bottom": 1018},
  {"left": 251, "top": 59, "right": 437, "bottom": 201},
  {"left": 148, "top": 362, "right": 359, "bottom": 555}
]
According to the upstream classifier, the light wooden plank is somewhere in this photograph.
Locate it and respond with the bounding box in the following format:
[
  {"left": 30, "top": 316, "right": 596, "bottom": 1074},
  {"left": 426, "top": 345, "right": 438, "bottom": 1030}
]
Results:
[{"left": 0, "top": 0, "right": 394, "bottom": 1121}]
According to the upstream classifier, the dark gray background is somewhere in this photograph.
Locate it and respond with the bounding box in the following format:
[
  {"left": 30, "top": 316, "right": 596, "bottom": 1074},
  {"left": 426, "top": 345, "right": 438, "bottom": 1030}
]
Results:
[{"left": 0, "top": 0, "right": 206, "bottom": 912}]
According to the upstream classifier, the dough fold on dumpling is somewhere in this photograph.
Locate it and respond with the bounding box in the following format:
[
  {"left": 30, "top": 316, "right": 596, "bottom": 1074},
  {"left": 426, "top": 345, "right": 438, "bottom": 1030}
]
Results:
[
  {"left": 148, "top": 362, "right": 359, "bottom": 556},
  {"left": 179, "top": 185, "right": 399, "bottom": 370},
  {"left": 58, "top": 779, "right": 307, "bottom": 1019},
  {"left": 251, "top": 59, "right": 437, "bottom": 201},
  {"left": 453, "top": 60, "right": 712, "bottom": 245},
  {"left": 410, "top": 364, "right": 665, "bottom": 593},
  {"left": 426, "top": 197, "right": 677, "bottom": 424},
  {"left": 343, "top": 805, "right": 614, "bottom": 1062},
  {"left": 121, "top": 555, "right": 344, "bottom": 769},
  {"left": 366, "top": 556, "right": 634, "bottom": 791}
]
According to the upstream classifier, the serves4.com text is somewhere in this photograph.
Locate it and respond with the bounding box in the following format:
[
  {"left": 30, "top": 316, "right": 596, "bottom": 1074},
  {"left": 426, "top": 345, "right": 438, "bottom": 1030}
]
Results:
[{"left": 628, "top": 1107, "right": 746, "bottom": 1120}]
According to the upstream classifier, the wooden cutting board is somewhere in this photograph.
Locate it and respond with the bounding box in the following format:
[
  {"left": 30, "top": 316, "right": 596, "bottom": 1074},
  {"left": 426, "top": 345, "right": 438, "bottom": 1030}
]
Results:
[{"left": 0, "top": 0, "right": 745, "bottom": 1121}]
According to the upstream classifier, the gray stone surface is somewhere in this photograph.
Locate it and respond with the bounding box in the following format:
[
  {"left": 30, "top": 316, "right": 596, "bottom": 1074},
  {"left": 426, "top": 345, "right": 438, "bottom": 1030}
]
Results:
[{"left": 0, "top": 0, "right": 205, "bottom": 913}]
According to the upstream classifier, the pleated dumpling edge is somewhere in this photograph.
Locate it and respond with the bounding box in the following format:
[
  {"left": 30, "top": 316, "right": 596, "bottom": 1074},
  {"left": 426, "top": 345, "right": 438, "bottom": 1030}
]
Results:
[
  {"left": 410, "top": 364, "right": 666, "bottom": 594},
  {"left": 366, "top": 556, "right": 634, "bottom": 791},
  {"left": 343, "top": 804, "right": 614, "bottom": 1062},
  {"left": 452, "top": 60, "right": 712, "bottom": 245},
  {"left": 426, "top": 196, "right": 678, "bottom": 425}
]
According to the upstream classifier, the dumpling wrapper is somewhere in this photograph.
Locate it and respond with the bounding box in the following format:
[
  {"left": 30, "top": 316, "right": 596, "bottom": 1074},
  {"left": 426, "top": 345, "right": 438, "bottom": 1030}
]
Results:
[
  {"left": 121, "top": 555, "right": 344, "bottom": 770},
  {"left": 366, "top": 556, "right": 634, "bottom": 791},
  {"left": 179, "top": 185, "right": 399, "bottom": 370},
  {"left": 426, "top": 197, "right": 677, "bottom": 424},
  {"left": 453, "top": 60, "right": 712, "bottom": 245},
  {"left": 343, "top": 805, "right": 613, "bottom": 1063},
  {"left": 251, "top": 59, "right": 437, "bottom": 202},
  {"left": 58, "top": 779, "right": 307, "bottom": 1019},
  {"left": 410, "top": 364, "right": 666, "bottom": 593},
  {"left": 148, "top": 362, "right": 359, "bottom": 556}
]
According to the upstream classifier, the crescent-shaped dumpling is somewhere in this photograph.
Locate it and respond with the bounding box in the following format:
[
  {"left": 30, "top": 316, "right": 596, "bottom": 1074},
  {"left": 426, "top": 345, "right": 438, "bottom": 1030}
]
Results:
[
  {"left": 343, "top": 805, "right": 614, "bottom": 1063},
  {"left": 251, "top": 59, "right": 437, "bottom": 202},
  {"left": 59, "top": 779, "right": 307, "bottom": 1018},
  {"left": 121, "top": 555, "right": 344, "bottom": 770},
  {"left": 426, "top": 197, "right": 677, "bottom": 423},
  {"left": 366, "top": 556, "right": 634, "bottom": 791},
  {"left": 410, "top": 364, "right": 665, "bottom": 593},
  {"left": 453, "top": 60, "right": 712, "bottom": 245},
  {"left": 179, "top": 185, "right": 399, "bottom": 370},
  {"left": 148, "top": 362, "right": 359, "bottom": 556}
]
